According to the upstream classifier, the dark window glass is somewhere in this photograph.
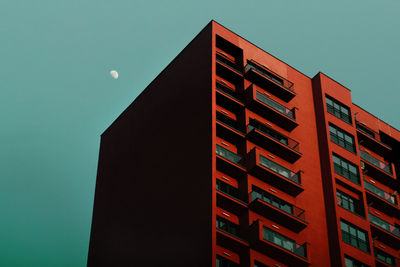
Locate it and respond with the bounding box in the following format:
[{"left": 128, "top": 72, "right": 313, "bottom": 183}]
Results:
[
  {"left": 336, "top": 190, "right": 364, "bottom": 217},
  {"left": 375, "top": 248, "right": 395, "bottom": 266},
  {"left": 217, "top": 255, "right": 239, "bottom": 267},
  {"left": 216, "top": 112, "right": 242, "bottom": 133},
  {"left": 329, "top": 124, "right": 356, "bottom": 153},
  {"left": 326, "top": 95, "right": 352, "bottom": 124},
  {"left": 216, "top": 179, "right": 240, "bottom": 200},
  {"left": 249, "top": 118, "right": 288, "bottom": 145},
  {"left": 263, "top": 227, "right": 307, "bottom": 258},
  {"left": 251, "top": 186, "right": 293, "bottom": 215},
  {"left": 344, "top": 255, "right": 370, "bottom": 267},
  {"left": 333, "top": 154, "right": 360, "bottom": 184},
  {"left": 216, "top": 216, "right": 241, "bottom": 239},
  {"left": 341, "top": 220, "right": 370, "bottom": 253}
]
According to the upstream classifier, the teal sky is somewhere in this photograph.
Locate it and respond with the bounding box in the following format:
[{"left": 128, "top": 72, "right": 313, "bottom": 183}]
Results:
[{"left": 1, "top": 0, "right": 399, "bottom": 266}]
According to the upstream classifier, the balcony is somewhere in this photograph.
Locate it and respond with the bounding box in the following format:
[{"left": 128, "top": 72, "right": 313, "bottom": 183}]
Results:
[
  {"left": 245, "top": 85, "right": 297, "bottom": 131},
  {"left": 374, "top": 247, "right": 397, "bottom": 267},
  {"left": 364, "top": 180, "right": 398, "bottom": 216},
  {"left": 216, "top": 179, "right": 247, "bottom": 214},
  {"left": 246, "top": 119, "right": 301, "bottom": 163},
  {"left": 356, "top": 121, "right": 392, "bottom": 158},
  {"left": 249, "top": 189, "right": 307, "bottom": 232},
  {"left": 247, "top": 148, "right": 303, "bottom": 196},
  {"left": 217, "top": 256, "right": 240, "bottom": 267},
  {"left": 216, "top": 145, "right": 246, "bottom": 178},
  {"left": 216, "top": 112, "right": 245, "bottom": 144},
  {"left": 216, "top": 216, "right": 248, "bottom": 253},
  {"left": 245, "top": 60, "right": 295, "bottom": 102},
  {"left": 216, "top": 52, "right": 243, "bottom": 83},
  {"left": 360, "top": 149, "right": 395, "bottom": 186},
  {"left": 216, "top": 81, "right": 244, "bottom": 113},
  {"left": 369, "top": 213, "right": 400, "bottom": 249},
  {"left": 250, "top": 220, "right": 309, "bottom": 267},
  {"left": 360, "top": 150, "right": 392, "bottom": 175}
]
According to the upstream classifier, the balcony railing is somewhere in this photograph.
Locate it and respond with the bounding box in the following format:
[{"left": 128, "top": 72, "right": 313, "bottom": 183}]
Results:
[
  {"left": 216, "top": 80, "right": 241, "bottom": 102},
  {"left": 217, "top": 256, "right": 240, "bottom": 267},
  {"left": 216, "top": 216, "right": 245, "bottom": 241},
  {"left": 364, "top": 180, "right": 397, "bottom": 206},
  {"left": 356, "top": 121, "right": 391, "bottom": 145},
  {"left": 263, "top": 226, "right": 307, "bottom": 259},
  {"left": 360, "top": 149, "right": 392, "bottom": 175},
  {"left": 216, "top": 179, "right": 247, "bottom": 205},
  {"left": 216, "top": 52, "right": 243, "bottom": 73},
  {"left": 245, "top": 61, "right": 294, "bottom": 92},
  {"left": 255, "top": 90, "right": 295, "bottom": 119},
  {"left": 259, "top": 155, "right": 300, "bottom": 185},
  {"left": 374, "top": 247, "right": 396, "bottom": 267},
  {"left": 216, "top": 145, "right": 244, "bottom": 167},
  {"left": 250, "top": 190, "right": 305, "bottom": 221},
  {"left": 248, "top": 120, "right": 299, "bottom": 152},
  {"left": 369, "top": 213, "right": 400, "bottom": 238},
  {"left": 216, "top": 112, "right": 244, "bottom": 134}
]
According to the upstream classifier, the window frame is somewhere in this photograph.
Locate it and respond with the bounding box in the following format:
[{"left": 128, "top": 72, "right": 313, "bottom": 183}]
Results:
[
  {"left": 336, "top": 189, "right": 364, "bottom": 217},
  {"left": 344, "top": 254, "right": 370, "bottom": 267},
  {"left": 332, "top": 154, "right": 360, "bottom": 185},
  {"left": 341, "top": 220, "right": 370, "bottom": 253},
  {"left": 326, "top": 95, "right": 352, "bottom": 124},
  {"left": 329, "top": 123, "right": 356, "bottom": 153}
]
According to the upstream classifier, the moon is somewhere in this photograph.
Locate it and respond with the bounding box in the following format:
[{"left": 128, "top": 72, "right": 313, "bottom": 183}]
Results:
[{"left": 110, "top": 70, "right": 119, "bottom": 79}]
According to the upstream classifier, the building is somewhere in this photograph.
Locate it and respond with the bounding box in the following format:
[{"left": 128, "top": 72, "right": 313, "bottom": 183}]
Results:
[{"left": 87, "top": 21, "right": 400, "bottom": 267}]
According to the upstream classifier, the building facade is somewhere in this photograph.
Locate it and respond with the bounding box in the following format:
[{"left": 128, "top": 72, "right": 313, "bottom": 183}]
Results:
[{"left": 87, "top": 21, "right": 400, "bottom": 267}]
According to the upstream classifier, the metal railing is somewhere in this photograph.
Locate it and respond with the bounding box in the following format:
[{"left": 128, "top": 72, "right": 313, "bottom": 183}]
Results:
[
  {"left": 364, "top": 180, "right": 397, "bottom": 206},
  {"left": 216, "top": 112, "right": 244, "bottom": 134},
  {"left": 216, "top": 80, "right": 241, "bottom": 102},
  {"left": 216, "top": 180, "right": 247, "bottom": 204},
  {"left": 250, "top": 190, "right": 306, "bottom": 221},
  {"left": 356, "top": 121, "right": 391, "bottom": 149},
  {"left": 216, "top": 145, "right": 244, "bottom": 167},
  {"left": 259, "top": 155, "right": 300, "bottom": 185},
  {"left": 216, "top": 52, "right": 243, "bottom": 73},
  {"left": 263, "top": 226, "right": 307, "bottom": 258},
  {"left": 216, "top": 216, "right": 245, "bottom": 241},
  {"left": 330, "top": 131, "right": 355, "bottom": 153},
  {"left": 248, "top": 120, "right": 299, "bottom": 152},
  {"left": 245, "top": 60, "right": 294, "bottom": 92},
  {"left": 254, "top": 89, "right": 295, "bottom": 119},
  {"left": 359, "top": 149, "right": 392, "bottom": 175},
  {"left": 369, "top": 213, "right": 400, "bottom": 237}
]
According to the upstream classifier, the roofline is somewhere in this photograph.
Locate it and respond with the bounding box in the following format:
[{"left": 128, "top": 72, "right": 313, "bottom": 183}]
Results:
[
  {"left": 352, "top": 102, "right": 400, "bottom": 134},
  {"left": 312, "top": 72, "right": 351, "bottom": 92},
  {"left": 211, "top": 21, "right": 356, "bottom": 93},
  {"left": 211, "top": 20, "right": 312, "bottom": 79}
]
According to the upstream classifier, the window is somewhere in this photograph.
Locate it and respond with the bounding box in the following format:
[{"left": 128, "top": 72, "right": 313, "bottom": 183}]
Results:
[
  {"left": 217, "top": 255, "right": 239, "bottom": 267},
  {"left": 329, "top": 124, "right": 356, "bottom": 153},
  {"left": 263, "top": 227, "right": 307, "bottom": 258},
  {"left": 216, "top": 216, "right": 240, "bottom": 239},
  {"left": 249, "top": 118, "right": 288, "bottom": 145},
  {"left": 326, "top": 95, "right": 352, "bottom": 124},
  {"left": 375, "top": 248, "right": 395, "bottom": 266},
  {"left": 341, "top": 220, "right": 370, "bottom": 253},
  {"left": 216, "top": 179, "right": 240, "bottom": 200},
  {"left": 344, "top": 255, "right": 370, "bottom": 267},
  {"left": 336, "top": 190, "right": 364, "bottom": 217},
  {"left": 333, "top": 154, "right": 360, "bottom": 184},
  {"left": 252, "top": 186, "right": 293, "bottom": 215}
]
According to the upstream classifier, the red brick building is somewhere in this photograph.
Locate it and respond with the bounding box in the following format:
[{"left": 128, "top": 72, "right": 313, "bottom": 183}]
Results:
[{"left": 87, "top": 21, "right": 400, "bottom": 267}]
